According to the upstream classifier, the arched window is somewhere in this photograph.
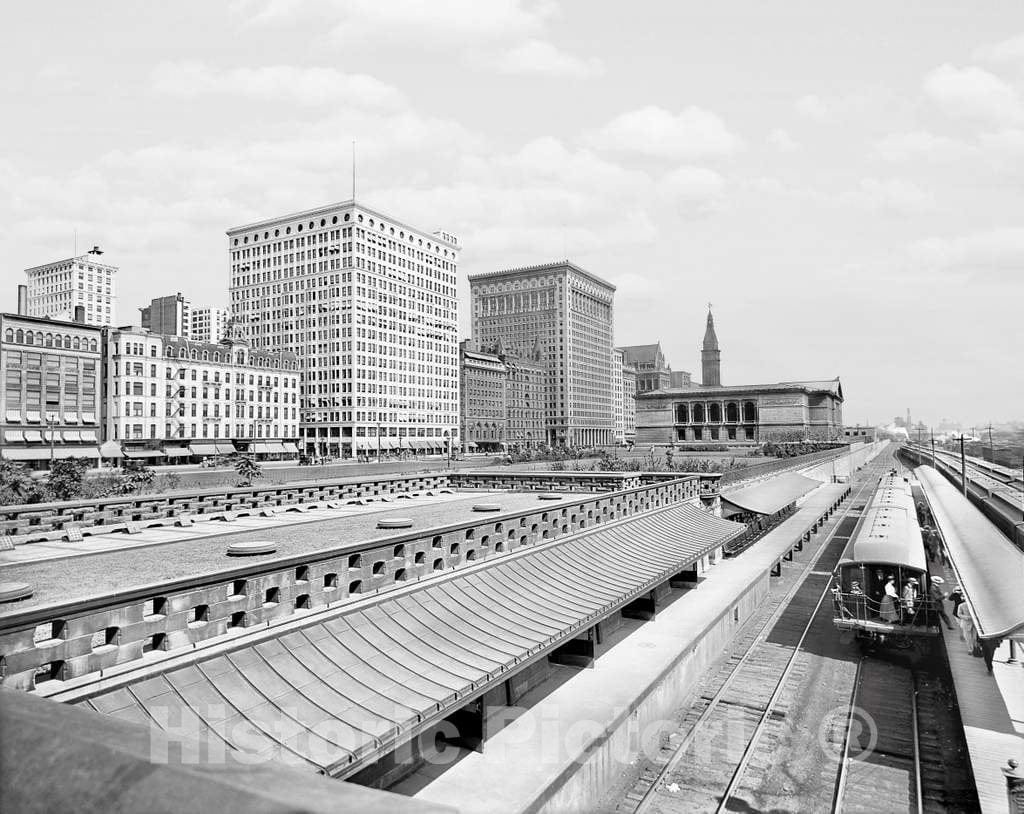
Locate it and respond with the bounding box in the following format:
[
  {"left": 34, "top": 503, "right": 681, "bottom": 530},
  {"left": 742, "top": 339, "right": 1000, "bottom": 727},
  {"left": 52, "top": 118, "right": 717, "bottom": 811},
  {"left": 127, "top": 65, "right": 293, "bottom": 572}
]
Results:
[
  {"left": 71, "top": 336, "right": 79, "bottom": 349},
  {"left": 692, "top": 403, "right": 705, "bottom": 423},
  {"left": 3, "top": 329, "right": 12, "bottom": 342},
  {"left": 726, "top": 402, "right": 739, "bottom": 423},
  {"left": 63, "top": 336, "right": 71, "bottom": 348},
  {"left": 25, "top": 332, "right": 34, "bottom": 345},
  {"left": 675, "top": 404, "right": 689, "bottom": 423},
  {"left": 743, "top": 401, "right": 757, "bottom": 422},
  {"left": 709, "top": 403, "right": 722, "bottom": 423}
]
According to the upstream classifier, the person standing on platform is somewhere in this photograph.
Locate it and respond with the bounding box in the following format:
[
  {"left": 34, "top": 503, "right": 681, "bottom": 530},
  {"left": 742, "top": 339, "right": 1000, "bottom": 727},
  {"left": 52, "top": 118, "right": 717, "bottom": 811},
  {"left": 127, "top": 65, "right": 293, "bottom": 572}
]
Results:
[
  {"left": 956, "top": 601, "right": 977, "bottom": 655},
  {"left": 922, "top": 527, "right": 936, "bottom": 562},
  {"left": 949, "top": 585, "right": 965, "bottom": 617},
  {"left": 880, "top": 576, "right": 899, "bottom": 622},
  {"left": 902, "top": 577, "right": 919, "bottom": 620},
  {"left": 929, "top": 576, "right": 954, "bottom": 630}
]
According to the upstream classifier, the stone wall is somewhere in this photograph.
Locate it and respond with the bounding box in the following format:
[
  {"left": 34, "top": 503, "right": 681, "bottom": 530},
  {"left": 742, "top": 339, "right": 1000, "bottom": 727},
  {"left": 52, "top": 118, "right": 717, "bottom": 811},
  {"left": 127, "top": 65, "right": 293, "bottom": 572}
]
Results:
[{"left": 0, "top": 476, "right": 700, "bottom": 693}]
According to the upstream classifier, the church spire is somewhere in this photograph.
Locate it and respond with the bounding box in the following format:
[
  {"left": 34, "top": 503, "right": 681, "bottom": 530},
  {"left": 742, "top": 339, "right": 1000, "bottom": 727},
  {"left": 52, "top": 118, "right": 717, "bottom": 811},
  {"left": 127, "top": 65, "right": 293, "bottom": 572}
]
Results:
[{"left": 701, "top": 305, "right": 721, "bottom": 386}]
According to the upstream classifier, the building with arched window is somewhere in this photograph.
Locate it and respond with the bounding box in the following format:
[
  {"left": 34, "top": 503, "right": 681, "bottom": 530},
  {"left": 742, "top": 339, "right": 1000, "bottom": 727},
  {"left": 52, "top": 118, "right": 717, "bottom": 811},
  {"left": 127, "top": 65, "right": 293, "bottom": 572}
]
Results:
[
  {"left": 635, "top": 308, "right": 844, "bottom": 443},
  {"left": 1, "top": 311, "right": 103, "bottom": 467}
]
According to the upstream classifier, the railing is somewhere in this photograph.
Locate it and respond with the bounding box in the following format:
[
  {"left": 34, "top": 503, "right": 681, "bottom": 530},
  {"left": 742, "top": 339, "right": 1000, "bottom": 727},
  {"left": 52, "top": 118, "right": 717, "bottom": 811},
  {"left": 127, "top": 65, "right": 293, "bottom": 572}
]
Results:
[
  {"left": 720, "top": 446, "right": 849, "bottom": 486},
  {"left": 831, "top": 590, "right": 942, "bottom": 629},
  {"left": 0, "top": 476, "right": 701, "bottom": 692}
]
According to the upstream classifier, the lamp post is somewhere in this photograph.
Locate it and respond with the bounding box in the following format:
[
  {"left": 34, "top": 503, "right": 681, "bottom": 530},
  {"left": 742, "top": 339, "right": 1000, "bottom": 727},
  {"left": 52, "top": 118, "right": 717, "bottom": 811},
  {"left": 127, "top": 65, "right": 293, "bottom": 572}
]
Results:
[
  {"left": 45, "top": 412, "right": 58, "bottom": 468},
  {"left": 376, "top": 422, "right": 382, "bottom": 464},
  {"left": 443, "top": 430, "right": 451, "bottom": 468}
]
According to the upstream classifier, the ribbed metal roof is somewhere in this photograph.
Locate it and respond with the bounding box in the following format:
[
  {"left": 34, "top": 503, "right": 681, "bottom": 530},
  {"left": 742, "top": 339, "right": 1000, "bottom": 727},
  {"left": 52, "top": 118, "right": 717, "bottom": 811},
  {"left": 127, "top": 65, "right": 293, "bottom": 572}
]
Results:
[
  {"left": 917, "top": 466, "right": 1024, "bottom": 639},
  {"left": 79, "top": 502, "right": 743, "bottom": 775},
  {"left": 722, "top": 473, "right": 822, "bottom": 515},
  {"left": 839, "top": 473, "right": 926, "bottom": 571}
]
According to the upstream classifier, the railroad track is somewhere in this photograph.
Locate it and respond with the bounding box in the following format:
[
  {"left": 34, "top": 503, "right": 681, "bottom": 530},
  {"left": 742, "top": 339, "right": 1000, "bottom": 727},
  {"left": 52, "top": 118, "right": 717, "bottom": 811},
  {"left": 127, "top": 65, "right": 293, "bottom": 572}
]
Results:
[
  {"left": 833, "top": 660, "right": 954, "bottom": 813},
  {"left": 612, "top": 452, "right": 895, "bottom": 814}
]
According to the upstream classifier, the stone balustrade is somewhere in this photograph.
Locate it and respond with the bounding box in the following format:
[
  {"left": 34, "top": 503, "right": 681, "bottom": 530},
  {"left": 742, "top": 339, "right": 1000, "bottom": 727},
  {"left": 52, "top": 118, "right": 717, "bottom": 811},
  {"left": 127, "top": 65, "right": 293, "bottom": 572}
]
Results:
[{"left": 0, "top": 475, "right": 700, "bottom": 692}]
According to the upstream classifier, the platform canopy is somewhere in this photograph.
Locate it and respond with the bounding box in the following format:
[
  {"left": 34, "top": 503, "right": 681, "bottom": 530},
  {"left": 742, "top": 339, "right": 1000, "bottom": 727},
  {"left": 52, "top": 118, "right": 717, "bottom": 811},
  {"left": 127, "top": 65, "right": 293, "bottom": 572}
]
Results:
[
  {"left": 917, "top": 466, "right": 1024, "bottom": 639},
  {"left": 80, "top": 501, "right": 745, "bottom": 777},
  {"left": 721, "top": 472, "right": 822, "bottom": 516}
]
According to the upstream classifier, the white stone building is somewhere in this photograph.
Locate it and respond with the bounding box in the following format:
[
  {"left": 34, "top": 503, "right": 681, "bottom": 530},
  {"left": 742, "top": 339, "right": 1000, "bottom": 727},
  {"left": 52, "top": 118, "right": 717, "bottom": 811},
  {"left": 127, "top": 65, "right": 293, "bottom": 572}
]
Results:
[
  {"left": 227, "top": 200, "right": 460, "bottom": 459},
  {"left": 101, "top": 325, "right": 300, "bottom": 461},
  {"left": 24, "top": 247, "right": 117, "bottom": 327}
]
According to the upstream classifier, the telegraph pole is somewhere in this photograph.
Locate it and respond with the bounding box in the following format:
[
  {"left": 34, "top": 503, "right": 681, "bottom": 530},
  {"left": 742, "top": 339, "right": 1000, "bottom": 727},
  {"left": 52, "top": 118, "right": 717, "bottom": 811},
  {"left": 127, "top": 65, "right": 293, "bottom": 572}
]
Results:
[
  {"left": 986, "top": 422, "right": 994, "bottom": 463},
  {"left": 930, "top": 427, "right": 936, "bottom": 468},
  {"left": 959, "top": 434, "right": 967, "bottom": 496}
]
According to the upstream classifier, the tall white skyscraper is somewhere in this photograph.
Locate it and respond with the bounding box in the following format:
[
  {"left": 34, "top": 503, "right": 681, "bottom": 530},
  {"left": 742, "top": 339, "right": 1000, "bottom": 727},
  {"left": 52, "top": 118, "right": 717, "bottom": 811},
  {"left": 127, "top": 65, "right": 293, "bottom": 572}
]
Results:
[
  {"left": 24, "top": 247, "right": 117, "bottom": 327},
  {"left": 227, "top": 200, "right": 460, "bottom": 459}
]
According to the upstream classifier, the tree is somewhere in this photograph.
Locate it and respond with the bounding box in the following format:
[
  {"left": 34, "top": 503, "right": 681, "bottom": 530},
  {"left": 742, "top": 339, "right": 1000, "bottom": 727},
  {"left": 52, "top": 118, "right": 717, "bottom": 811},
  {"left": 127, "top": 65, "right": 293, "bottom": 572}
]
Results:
[
  {"left": 0, "top": 460, "right": 45, "bottom": 505},
  {"left": 46, "top": 458, "right": 91, "bottom": 501},
  {"left": 115, "top": 461, "right": 156, "bottom": 495},
  {"left": 233, "top": 454, "right": 263, "bottom": 487}
]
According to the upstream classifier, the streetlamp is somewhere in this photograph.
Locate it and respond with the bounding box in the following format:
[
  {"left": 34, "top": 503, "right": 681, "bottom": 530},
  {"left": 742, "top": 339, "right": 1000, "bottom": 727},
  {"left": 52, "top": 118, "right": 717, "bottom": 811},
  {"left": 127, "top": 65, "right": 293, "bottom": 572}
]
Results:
[
  {"left": 376, "top": 422, "right": 382, "bottom": 464},
  {"left": 45, "top": 412, "right": 58, "bottom": 468},
  {"left": 443, "top": 430, "right": 450, "bottom": 468}
]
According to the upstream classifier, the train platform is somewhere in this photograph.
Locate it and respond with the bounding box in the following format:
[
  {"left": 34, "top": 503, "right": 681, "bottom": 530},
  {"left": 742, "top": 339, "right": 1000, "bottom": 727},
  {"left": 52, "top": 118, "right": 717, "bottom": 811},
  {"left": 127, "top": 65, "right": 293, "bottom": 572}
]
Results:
[
  {"left": 405, "top": 482, "right": 852, "bottom": 813},
  {"left": 916, "top": 465, "right": 1024, "bottom": 814}
]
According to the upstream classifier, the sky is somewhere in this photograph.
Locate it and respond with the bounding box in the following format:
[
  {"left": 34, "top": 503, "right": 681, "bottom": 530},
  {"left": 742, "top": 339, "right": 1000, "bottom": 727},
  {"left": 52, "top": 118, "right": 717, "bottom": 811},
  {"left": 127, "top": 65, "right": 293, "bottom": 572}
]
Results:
[{"left": 1, "top": 1, "right": 1022, "bottom": 426}]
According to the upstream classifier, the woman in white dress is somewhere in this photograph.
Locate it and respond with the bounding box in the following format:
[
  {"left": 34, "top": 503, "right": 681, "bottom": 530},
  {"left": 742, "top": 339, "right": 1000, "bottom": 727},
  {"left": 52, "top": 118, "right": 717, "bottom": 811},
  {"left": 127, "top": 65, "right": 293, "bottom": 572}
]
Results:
[{"left": 879, "top": 575, "right": 899, "bottom": 622}]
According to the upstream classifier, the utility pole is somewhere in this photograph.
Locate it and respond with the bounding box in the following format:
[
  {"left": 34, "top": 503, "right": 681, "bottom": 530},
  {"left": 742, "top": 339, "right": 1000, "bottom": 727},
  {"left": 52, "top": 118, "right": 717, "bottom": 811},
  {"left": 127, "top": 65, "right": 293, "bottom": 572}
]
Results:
[
  {"left": 959, "top": 434, "right": 967, "bottom": 496},
  {"left": 930, "top": 427, "right": 936, "bottom": 468},
  {"left": 47, "top": 412, "right": 57, "bottom": 468},
  {"left": 986, "top": 422, "right": 994, "bottom": 463}
]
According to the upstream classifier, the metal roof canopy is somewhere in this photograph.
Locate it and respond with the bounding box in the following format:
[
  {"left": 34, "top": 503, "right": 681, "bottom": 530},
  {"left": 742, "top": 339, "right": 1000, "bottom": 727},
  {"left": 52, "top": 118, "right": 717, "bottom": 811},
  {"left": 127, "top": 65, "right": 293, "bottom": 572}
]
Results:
[
  {"left": 839, "top": 476, "right": 926, "bottom": 572},
  {"left": 721, "top": 472, "right": 822, "bottom": 515},
  {"left": 79, "top": 501, "right": 745, "bottom": 777},
  {"left": 917, "top": 465, "right": 1024, "bottom": 639}
]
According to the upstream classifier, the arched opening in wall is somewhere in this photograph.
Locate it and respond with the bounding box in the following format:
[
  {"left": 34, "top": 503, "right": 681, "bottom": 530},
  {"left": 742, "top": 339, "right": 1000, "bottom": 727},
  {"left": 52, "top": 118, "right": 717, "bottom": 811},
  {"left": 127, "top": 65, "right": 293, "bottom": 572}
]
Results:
[
  {"left": 324, "top": 573, "right": 338, "bottom": 590},
  {"left": 372, "top": 561, "right": 385, "bottom": 576},
  {"left": 349, "top": 579, "right": 363, "bottom": 594},
  {"left": 394, "top": 568, "right": 408, "bottom": 582},
  {"left": 743, "top": 402, "right": 757, "bottom": 422},
  {"left": 466, "top": 550, "right": 476, "bottom": 562},
  {"left": 709, "top": 403, "right": 722, "bottom": 423},
  {"left": 692, "top": 403, "right": 705, "bottom": 423},
  {"left": 432, "top": 535, "right": 443, "bottom": 548},
  {"left": 393, "top": 544, "right": 405, "bottom": 558},
  {"left": 34, "top": 660, "right": 66, "bottom": 686},
  {"left": 144, "top": 632, "right": 168, "bottom": 652},
  {"left": 726, "top": 402, "right": 739, "bottom": 423},
  {"left": 675, "top": 404, "right": 689, "bottom": 423},
  {"left": 415, "top": 551, "right": 425, "bottom": 564},
  {"left": 433, "top": 558, "right": 445, "bottom": 571},
  {"left": 348, "top": 554, "right": 361, "bottom": 569}
]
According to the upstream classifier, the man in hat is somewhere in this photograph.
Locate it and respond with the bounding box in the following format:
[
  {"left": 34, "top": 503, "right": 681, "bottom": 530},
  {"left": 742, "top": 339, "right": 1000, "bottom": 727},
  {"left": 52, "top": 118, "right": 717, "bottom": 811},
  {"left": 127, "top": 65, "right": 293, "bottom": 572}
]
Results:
[
  {"left": 902, "top": 577, "right": 919, "bottom": 621},
  {"left": 929, "top": 576, "right": 954, "bottom": 630}
]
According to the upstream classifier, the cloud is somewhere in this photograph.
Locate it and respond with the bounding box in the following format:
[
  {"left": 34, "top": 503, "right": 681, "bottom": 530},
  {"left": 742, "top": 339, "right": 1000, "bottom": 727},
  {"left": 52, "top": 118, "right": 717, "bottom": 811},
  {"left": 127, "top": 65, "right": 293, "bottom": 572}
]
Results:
[
  {"left": 923, "top": 64, "right": 1024, "bottom": 124},
  {"left": 976, "top": 33, "right": 1024, "bottom": 63},
  {"left": 656, "top": 167, "right": 726, "bottom": 216},
  {"left": 873, "top": 130, "right": 973, "bottom": 162},
  {"left": 585, "top": 106, "right": 743, "bottom": 161},
  {"left": 152, "top": 61, "right": 405, "bottom": 109},
  {"left": 487, "top": 39, "right": 602, "bottom": 77},
  {"left": 230, "top": 0, "right": 597, "bottom": 78},
  {"left": 795, "top": 94, "right": 830, "bottom": 122},
  {"left": 767, "top": 128, "right": 800, "bottom": 152},
  {"left": 908, "top": 227, "right": 1024, "bottom": 275},
  {"left": 846, "top": 177, "right": 934, "bottom": 215}
]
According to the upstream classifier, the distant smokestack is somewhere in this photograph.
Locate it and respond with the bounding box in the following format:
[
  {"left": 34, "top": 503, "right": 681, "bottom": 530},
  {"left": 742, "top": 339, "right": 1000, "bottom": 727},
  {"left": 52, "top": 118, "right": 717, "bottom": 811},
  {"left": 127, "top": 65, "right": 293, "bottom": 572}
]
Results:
[
  {"left": 74, "top": 305, "right": 86, "bottom": 324},
  {"left": 17, "top": 285, "right": 28, "bottom": 315}
]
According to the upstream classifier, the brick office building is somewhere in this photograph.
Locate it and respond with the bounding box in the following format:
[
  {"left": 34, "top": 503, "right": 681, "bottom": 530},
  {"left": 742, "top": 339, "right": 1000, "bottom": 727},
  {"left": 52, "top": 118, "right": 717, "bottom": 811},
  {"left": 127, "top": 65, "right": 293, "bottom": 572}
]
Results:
[
  {"left": 1, "top": 307, "right": 103, "bottom": 467},
  {"left": 469, "top": 261, "right": 616, "bottom": 448}
]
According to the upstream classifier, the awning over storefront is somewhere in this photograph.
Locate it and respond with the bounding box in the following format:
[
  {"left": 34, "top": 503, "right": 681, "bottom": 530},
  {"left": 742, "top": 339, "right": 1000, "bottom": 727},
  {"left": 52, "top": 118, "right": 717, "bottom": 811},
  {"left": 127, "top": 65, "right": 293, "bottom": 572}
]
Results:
[
  {"left": 466, "top": 441, "right": 478, "bottom": 448},
  {"left": 282, "top": 442, "right": 300, "bottom": 455},
  {"left": 57, "top": 447, "right": 101, "bottom": 459},
  {"left": 162, "top": 446, "right": 191, "bottom": 457},
  {"left": 408, "top": 438, "right": 425, "bottom": 449},
  {"left": 81, "top": 412, "right": 96, "bottom": 424},
  {"left": 250, "top": 442, "right": 273, "bottom": 454},
  {"left": 99, "top": 440, "right": 123, "bottom": 459},
  {"left": 80, "top": 430, "right": 98, "bottom": 443},
  {"left": 23, "top": 430, "right": 43, "bottom": 443},
  {"left": 721, "top": 473, "right": 822, "bottom": 516},
  {"left": 216, "top": 444, "right": 237, "bottom": 456},
  {"left": 62, "top": 431, "right": 82, "bottom": 443},
  {"left": 354, "top": 439, "right": 372, "bottom": 451},
  {"left": 84, "top": 500, "right": 746, "bottom": 775},
  {"left": 63, "top": 412, "right": 80, "bottom": 424},
  {"left": 25, "top": 411, "right": 41, "bottom": 424},
  {"left": 268, "top": 442, "right": 289, "bottom": 454},
  {"left": 43, "top": 431, "right": 62, "bottom": 443},
  {"left": 188, "top": 443, "right": 219, "bottom": 456},
  {"left": 5, "top": 410, "right": 20, "bottom": 423},
  {"left": 123, "top": 449, "right": 164, "bottom": 459},
  {"left": 4, "top": 430, "right": 24, "bottom": 443},
  {"left": 0, "top": 448, "right": 52, "bottom": 460}
]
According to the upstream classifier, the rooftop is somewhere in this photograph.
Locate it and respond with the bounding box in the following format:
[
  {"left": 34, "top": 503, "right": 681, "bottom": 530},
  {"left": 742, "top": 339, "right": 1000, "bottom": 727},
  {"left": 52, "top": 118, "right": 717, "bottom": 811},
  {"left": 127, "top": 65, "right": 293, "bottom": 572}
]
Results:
[
  {"left": 225, "top": 198, "right": 459, "bottom": 249},
  {"left": 642, "top": 377, "right": 844, "bottom": 399},
  {"left": 468, "top": 260, "right": 616, "bottom": 292},
  {"left": 0, "top": 491, "right": 584, "bottom": 613},
  {"left": 0, "top": 313, "right": 103, "bottom": 334}
]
